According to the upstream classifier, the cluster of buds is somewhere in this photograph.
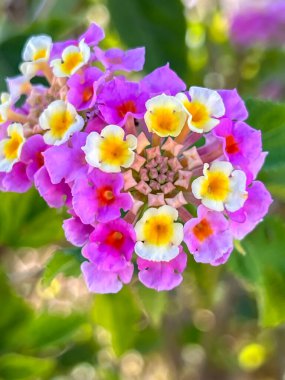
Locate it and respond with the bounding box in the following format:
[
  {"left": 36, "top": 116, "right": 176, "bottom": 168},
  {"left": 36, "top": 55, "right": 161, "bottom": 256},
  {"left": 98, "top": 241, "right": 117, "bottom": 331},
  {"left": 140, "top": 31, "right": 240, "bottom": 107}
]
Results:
[{"left": 0, "top": 24, "right": 272, "bottom": 293}]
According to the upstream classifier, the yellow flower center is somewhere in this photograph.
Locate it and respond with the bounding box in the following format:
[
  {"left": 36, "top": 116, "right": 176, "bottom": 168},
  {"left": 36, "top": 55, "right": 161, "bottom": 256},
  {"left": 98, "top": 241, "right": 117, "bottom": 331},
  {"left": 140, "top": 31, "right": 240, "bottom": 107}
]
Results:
[
  {"left": 3, "top": 131, "right": 24, "bottom": 160},
  {"left": 61, "top": 52, "right": 84, "bottom": 75},
  {"left": 200, "top": 171, "right": 230, "bottom": 201},
  {"left": 143, "top": 214, "right": 174, "bottom": 246},
  {"left": 49, "top": 110, "right": 74, "bottom": 138},
  {"left": 184, "top": 100, "right": 210, "bottom": 128},
  {"left": 99, "top": 136, "right": 130, "bottom": 166},
  {"left": 33, "top": 48, "right": 48, "bottom": 61},
  {"left": 147, "top": 106, "right": 184, "bottom": 137}
]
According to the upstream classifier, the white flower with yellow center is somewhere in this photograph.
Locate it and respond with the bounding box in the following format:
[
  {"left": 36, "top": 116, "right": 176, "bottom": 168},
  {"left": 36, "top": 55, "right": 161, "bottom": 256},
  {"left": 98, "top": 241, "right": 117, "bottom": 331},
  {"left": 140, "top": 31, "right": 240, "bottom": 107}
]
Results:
[
  {"left": 39, "top": 100, "right": 84, "bottom": 145},
  {"left": 0, "top": 123, "right": 25, "bottom": 172},
  {"left": 192, "top": 161, "right": 247, "bottom": 212},
  {"left": 83, "top": 125, "right": 137, "bottom": 173},
  {"left": 144, "top": 93, "right": 187, "bottom": 137},
  {"left": 50, "top": 39, "right": 90, "bottom": 78},
  {"left": 176, "top": 87, "right": 225, "bottom": 133},
  {"left": 0, "top": 92, "right": 12, "bottom": 125},
  {"left": 135, "top": 205, "right": 183, "bottom": 262},
  {"left": 20, "top": 35, "right": 52, "bottom": 78}
]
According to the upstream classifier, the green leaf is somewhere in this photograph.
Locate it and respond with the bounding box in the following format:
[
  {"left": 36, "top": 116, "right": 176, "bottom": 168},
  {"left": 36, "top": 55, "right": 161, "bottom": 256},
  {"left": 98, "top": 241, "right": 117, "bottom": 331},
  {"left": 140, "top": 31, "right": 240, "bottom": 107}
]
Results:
[
  {"left": 0, "top": 268, "right": 33, "bottom": 352},
  {"left": 135, "top": 284, "right": 168, "bottom": 327},
  {"left": 0, "top": 353, "right": 55, "bottom": 380},
  {"left": 108, "top": 0, "right": 188, "bottom": 80},
  {"left": 246, "top": 98, "right": 285, "bottom": 200},
  {"left": 0, "top": 189, "right": 64, "bottom": 248},
  {"left": 92, "top": 287, "right": 141, "bottom": 356},
  {"left": 42, "top": 248, "right": 84, "bottom": 287},
  {"left": 229, "top": 216, "right": 285, "bottom": 327}
]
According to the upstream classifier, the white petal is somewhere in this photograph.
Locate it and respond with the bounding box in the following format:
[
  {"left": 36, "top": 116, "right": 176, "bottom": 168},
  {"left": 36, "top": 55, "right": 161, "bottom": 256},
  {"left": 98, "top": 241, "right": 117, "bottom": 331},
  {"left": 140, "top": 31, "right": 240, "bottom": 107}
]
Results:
[
  {"left": 210, "top": 161, "right": 233, "bottom": 176},
  {"left": 202, "top": 198, "right": 225, "bottom": 211},
  {"left": 101, "top": 124, "right": 124, "bottom": 139},
  {"left": 135, "top": 241, "right": 179, "bottom": 262},
  {"left": 172, "top": 223, "right": 184, "bottom": 246},
  {"left": 126, "top": 134, "right": 137, "bottom": 150},
  {"left": 191, "top": 176, "right": 205, "bottom": 200},
  {"left": 189, "top": 86, "right": 225, "bottom": 117},
  {"left": 158, "top": 205, "right": 178, "bottom": 220}
]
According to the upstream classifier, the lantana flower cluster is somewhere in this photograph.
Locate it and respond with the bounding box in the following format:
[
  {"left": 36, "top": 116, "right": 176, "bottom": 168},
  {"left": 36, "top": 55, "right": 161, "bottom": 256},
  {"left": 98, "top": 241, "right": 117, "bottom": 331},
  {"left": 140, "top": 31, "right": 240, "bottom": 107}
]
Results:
[{"left": 0, "top": 24, "right": 272, "bottom": 293}]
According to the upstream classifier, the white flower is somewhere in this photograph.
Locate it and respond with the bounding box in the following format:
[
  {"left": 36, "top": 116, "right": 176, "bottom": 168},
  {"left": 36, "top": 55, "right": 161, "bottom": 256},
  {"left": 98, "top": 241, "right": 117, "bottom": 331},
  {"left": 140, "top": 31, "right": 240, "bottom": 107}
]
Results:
[
  {"left": 176, "top": 86, "right": 225, "bottom": 133},
  {"left": 0, "top": 92, "right": 12, "bottom": 125},
  {"left": 50, "top": 39, "right": 90, "bottom": 77},
  {"left": 82, "top": 124, "right": 137, "bottom": 173},
  {"left": 134, "top": 205, "right": 183, "bottom": 262},
  {"left": 0, "top": 123, "right": 25, "bottom": 172},
  {"left": 192, "top": 161, "right": 247, "bottom": 212},
  {"left": 39, "top": 100, "right": 84, "bottom": 145},
  {"left": 144, "top": 93, "right": 187, "bottom": 137},
  {"left": 20, "top": 35, "right": 52, "bottom": 78}
]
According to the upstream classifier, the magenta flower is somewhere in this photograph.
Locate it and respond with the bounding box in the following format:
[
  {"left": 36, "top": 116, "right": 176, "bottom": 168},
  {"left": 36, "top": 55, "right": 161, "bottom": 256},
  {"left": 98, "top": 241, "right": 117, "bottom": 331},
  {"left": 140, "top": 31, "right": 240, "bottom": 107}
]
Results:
[
  {"left": 94, "top": 46, "right": 145, "bottom": 72},
  {"left": 137, "top": 247, "right": 187, "bottom": 291},
  {"left": 141, "top": 63, "right": 186, "bottom": 96},
  {"left": 228, "top": 181, "right": 273, "bottom": 240},
  {"left": 34, "top": 166, "right": 71, "bottom": 208},
  {"left": 82, "top": 219, "right": 135, "bottom": 271},
  {"left": 81, "top": 260, "right": 133, "bottom": 294},
  {"left": 67, "top": 67, "right": 103, "bottom": 110},
  {"left": 72, "top": 169, "right": 132, "bottom": 225},
  {"left": 184, "top": 205, "right": 234, "bottom": 266},
  {"left": 97, "top": 77, "right": 148, "bottom": 126},
  {"left": 218, "top": 89, "right": 248, "bottom": 121},
  {"left": 213, "top": 119, "right": 265, "bottom": 183},
  {"left": 44, "top": 132, "right": 88, "bottom": 185},
  {"left": 63, "top": 216, "right": 93, "bottom": 247},
  {"left": 21, "top": 134, "right": 48, "bottom": 180},
  {"left": 0, "top": 162, "right": 31, "bottom": 193}
]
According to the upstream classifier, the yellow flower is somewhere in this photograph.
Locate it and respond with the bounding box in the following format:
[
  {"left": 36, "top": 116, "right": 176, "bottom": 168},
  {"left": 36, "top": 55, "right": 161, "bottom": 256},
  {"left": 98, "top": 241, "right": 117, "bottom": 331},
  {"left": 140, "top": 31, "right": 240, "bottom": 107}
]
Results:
[
  {"left": 83, "top": 125, "right": 137, "bottom": 173},
  {"left": 135, "top": 205, "right": 183, "bottom": 261},
  {"left": 238, "top": 343, "right": 266, "bottom": 371},
  {"left": 0, "top": 123, "right": 25, "bottom": 172},
  {"left": 144, "top": 94, "right": 187, "bottom": 137}
]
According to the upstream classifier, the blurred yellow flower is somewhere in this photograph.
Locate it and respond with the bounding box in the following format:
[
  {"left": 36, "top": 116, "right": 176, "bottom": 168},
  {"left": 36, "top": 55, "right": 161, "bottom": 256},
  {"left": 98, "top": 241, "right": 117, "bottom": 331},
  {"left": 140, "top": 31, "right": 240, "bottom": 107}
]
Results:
[{"left": 238, "top": 343, "right": 267, "bottom": 371}]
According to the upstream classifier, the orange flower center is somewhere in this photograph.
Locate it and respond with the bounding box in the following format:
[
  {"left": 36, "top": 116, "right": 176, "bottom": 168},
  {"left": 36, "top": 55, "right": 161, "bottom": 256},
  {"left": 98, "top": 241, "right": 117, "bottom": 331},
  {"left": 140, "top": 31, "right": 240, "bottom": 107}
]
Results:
[
  {"left": 193, "top": 218, "right": 213, "bottom": 242},
  {"left": 83, "top": 87, "right": 93, "bottom": 102}
]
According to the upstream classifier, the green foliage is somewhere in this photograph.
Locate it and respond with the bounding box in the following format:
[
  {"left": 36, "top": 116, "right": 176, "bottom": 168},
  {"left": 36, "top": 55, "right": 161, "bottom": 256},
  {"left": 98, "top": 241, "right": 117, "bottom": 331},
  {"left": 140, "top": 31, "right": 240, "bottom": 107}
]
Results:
[
  {"left": 246, "top": 98, "right": 285, "bottom": 201},
  {"left": 108, "top": 0, "right": 188, "bottom": 79},
  {"left": 229, "top": 216, "right": 285, "bottom": 327},
  {"left": 92, "top": 287, "right": 141, "bottom": 356},
  {"left": 42, "top": 248, "right": 84, "bottom": 286},
  {"left": 0, "top": 353, "right": 55, "bottom": 380},
  {"left": 0, "top": 189, "right": 64, "bottom": 248}
]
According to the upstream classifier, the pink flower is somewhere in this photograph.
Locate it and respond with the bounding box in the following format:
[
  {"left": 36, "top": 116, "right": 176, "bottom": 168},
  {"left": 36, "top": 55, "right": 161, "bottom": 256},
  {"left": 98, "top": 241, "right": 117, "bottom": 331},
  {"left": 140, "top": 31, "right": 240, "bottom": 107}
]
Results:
[
  {"left": 21, "top": 134, "right": 48, "bottom": 180},
  {"left": 137, "top": 247, "right": 187, "bottom": 291},
  {"left": 213, "top": 119, "right": 265, "bottom": 183},
  {"left": 94, "top": 46, "right": 145, "bottom": 72},
  {"left": 63, "top": 216, "right": 93, "bottom": 247},
  {"left": 44, "top": 132, "right": 88, "bottom": 185},
  {"left": 72, "top": 169, "right": 132, "bottom": 224},
  {"left": 97, "top": 77, "right": 148, "bottom": 126},
  {"left": 0, "top": 162, "right": 31, "bottom": 193},
  {"left": 82, "top": 219, "right": 135, "bottom": 271},
  {"left": 228, "top": 181, "right": 273, "bottom": 240},
  {"left": 184, "top": 205, "right": 234, "bottom": 266},
  {"left": 81, "top": 261, "right": 133, "bottom": 294},
  {"left": 34, "top": 166, "right": 71, "bottom": 208},
  {"left": 67, "top": 67, "right": 103, "bottom": 110}
]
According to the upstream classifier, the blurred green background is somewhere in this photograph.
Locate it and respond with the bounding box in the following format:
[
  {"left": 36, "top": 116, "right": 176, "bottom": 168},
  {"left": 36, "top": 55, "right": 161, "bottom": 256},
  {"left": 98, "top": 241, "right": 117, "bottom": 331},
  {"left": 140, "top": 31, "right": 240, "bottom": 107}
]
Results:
[{"left": 0, "top": 1, "right": 285, "bottom": 379}]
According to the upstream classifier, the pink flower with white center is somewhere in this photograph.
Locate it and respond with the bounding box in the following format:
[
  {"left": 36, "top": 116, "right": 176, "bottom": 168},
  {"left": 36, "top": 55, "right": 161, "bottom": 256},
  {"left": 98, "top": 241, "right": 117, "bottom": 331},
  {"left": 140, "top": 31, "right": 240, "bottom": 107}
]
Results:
[
  {"left": 82, "top": 219, "right": 135, "bottom": 271},
  {"left": 137, "top": 247, "right": 187, "bottom": 291},
  {"left": 72, "top": 168, "right": 132, "bottom": 225},
  {"left": 184, "top": 205, "right": 234, "bottom": 266}
]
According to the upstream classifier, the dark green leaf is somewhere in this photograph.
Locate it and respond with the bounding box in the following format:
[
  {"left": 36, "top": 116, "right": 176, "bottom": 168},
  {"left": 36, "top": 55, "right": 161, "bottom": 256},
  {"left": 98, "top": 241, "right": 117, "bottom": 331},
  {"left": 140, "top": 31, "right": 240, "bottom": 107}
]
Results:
[{"left": 108, "top": 0, "right": 188, "bottom": 79}]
